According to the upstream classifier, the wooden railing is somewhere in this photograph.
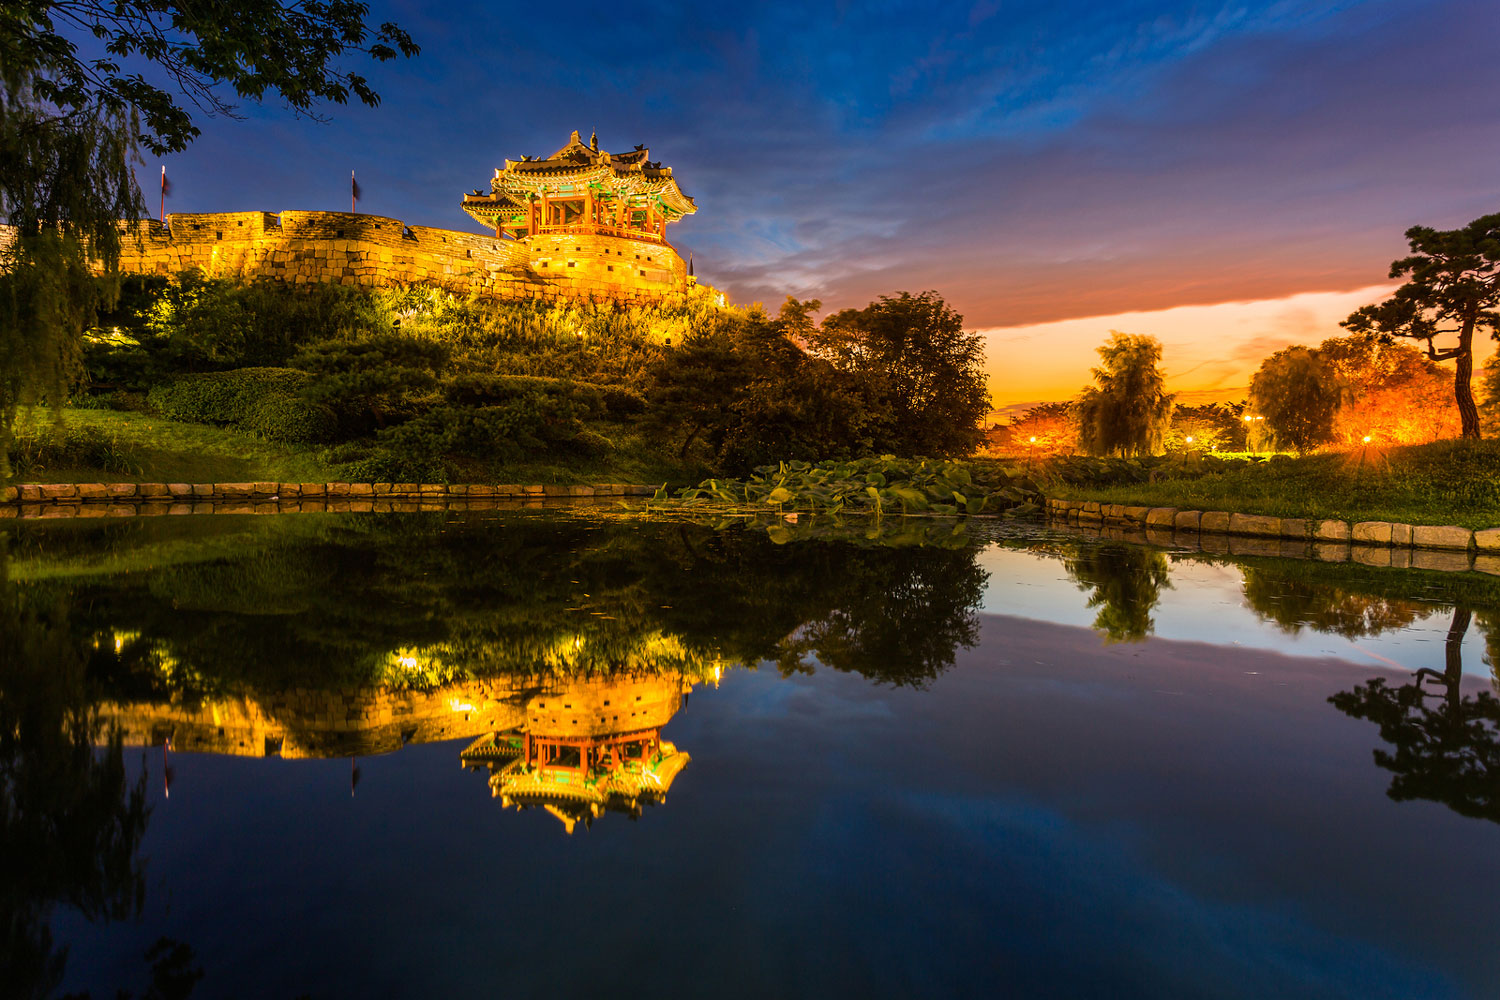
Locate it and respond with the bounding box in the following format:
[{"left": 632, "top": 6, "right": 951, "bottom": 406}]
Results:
[{"left": 536, "top": 223, "right": 665, "bottom": 244}]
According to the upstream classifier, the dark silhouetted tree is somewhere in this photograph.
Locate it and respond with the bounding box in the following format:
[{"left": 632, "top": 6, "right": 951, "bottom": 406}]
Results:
[
  {"left": 813, "top": 291, "right": 990, "bottom": 457},
  {"left": 1342, "top": 213, "right": 1500, "bottom": 440}
]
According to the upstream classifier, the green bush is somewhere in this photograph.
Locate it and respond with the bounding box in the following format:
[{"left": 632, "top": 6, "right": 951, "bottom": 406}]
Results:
[
  {"left": 144, "top": 275, "right": 389, "bottom": 370},
  {"left": 331, "top": 391, "right": 592, "bottom": 482},
  {"left": 147, "top": 368, "right": 333, "bottom": 443}
]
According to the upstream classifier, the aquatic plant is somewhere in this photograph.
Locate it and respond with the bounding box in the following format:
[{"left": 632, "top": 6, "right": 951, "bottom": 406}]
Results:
[{"left": 651, "top": 456, "right": 1043, "bottom": 517}]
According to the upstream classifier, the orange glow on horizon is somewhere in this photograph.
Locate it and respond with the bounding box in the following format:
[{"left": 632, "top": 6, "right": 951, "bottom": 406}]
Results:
[{"left": 971, "top": 283, "right": 1499, "bottom": 418}]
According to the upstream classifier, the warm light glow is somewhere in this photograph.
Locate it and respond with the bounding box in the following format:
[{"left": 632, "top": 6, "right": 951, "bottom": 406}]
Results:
[
  {"left": 1363, "top": 435, "right": 1372, "bottom": 444},
  {"left": 1029, "top": 436, "right": 1037, "bottom": 443},
  {"left": 397, "top": 655, "right": 419, "bottom": 670},
  {"left": 1185, "top": 436, "right": 1193, "bottom": 444}
]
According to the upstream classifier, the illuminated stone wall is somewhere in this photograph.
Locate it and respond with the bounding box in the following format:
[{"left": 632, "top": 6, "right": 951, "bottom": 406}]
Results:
[{"left": 102, "top": 209, "right": 711, "bottom": 305}]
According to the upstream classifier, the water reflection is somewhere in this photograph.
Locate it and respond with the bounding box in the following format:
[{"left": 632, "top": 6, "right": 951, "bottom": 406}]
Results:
[
  {"left": 0, "top": 577, "right": 150, "bottom": 999},
  {"left": 1331, "top": 606, "right": 1500, "bottom": 822},
  {"left": 461, "top": 670, "right": 695, "bottom": 833},
  {"left": 1061, "top": 543, "right": 1172, "bottom": 642},
  {"left": 8, "top": 511, "right": 1500, "bottom": 996}
]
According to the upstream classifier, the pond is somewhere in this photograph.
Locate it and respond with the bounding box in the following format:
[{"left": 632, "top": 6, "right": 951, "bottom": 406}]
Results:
[{"left": 4, "top": 508, "right": 1498, "bottom": 999}]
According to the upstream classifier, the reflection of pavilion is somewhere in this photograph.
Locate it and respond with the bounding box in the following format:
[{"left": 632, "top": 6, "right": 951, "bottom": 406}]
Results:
[{"left": 461, "top": 672, "right": 692, "bottom": 833}]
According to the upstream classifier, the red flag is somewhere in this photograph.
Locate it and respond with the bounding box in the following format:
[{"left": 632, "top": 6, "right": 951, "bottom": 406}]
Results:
[{"left": 351, "top": 170, "right": 361, "bottom": 213}]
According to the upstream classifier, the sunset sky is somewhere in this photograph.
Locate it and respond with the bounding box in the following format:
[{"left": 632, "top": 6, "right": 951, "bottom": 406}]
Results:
[{"left": 156, "top": 0, "right": 1499, "bottom": 411}]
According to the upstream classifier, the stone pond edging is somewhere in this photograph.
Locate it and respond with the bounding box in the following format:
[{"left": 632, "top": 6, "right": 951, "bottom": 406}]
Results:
[
  {"left": 0, "top": 481, "right": 658, "bottom": 519},
  {"left": 1045, "top": 498, "right": 1500, "bottom": 574}
]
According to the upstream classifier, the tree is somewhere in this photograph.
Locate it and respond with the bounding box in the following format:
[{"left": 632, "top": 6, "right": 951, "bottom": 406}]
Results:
[
  {"left": 648, "top": 300, "right": 879, "bottom": 472},
  {"left": 0, "top": 2, "right": 419, "bottom": 475},
  {"left": 812, "top": 290, "right": 990, "bottom": 457},
  {"left": 988, "top": 401, "right": 1076, "bottom": 456},
  {"left": 1247, "top": 346, "right": 1342, "bottom": 453},
  {"left": 1074, "top": 332, "right": 1174, "bottom": 457},
  {"left": 1342, "top": 214, "right": 1500, "bottom": 440},
  {"left": 1167, "top": 401, "right": 1245, "bottom": 452},
  {"left": 1316, "top": 333, "right": 1458, "bottom": 446}
]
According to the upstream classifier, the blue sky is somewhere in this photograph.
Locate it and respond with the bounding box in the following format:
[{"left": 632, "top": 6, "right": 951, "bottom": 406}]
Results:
[{"left": 156, "top": 0, "right": 1500, "bottom": 397}]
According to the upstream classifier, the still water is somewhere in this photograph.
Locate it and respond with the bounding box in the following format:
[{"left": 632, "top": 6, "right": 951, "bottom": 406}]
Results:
[{"left": 4, "top": 509, "right": 1498, "bottom": 999}]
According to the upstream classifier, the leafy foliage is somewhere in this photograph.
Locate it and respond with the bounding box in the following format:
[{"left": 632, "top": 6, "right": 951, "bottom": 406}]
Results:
[
  {"left": 814, "top": 291, "right": 990, "bottom": 456},
  {"left": 291, "top": 333, "right": 447, "bottom": 437},
  {"left": 1, "top": 1, "right": 418, "bottom": 478},
  {"left": 140, "top": 274, "right": 389, "bottom": 372},
  {"left": 1248, "top": 346, "right": 1343, "bottom": 453},
  {"left": 147, "top": 366, "right": 333, "bottom": 443},
  {"left": 1075, "top": 333, "right": 1174, "bottom": 457},
  {"left": 986, "top": 402, "right": 1077, "bottom": 456},
  {"left": 651, "top": 456, "right": 1043, "bottom": 518},
  {"left": 1166, "top": 401, "right": 1246, "bottom": 452}
]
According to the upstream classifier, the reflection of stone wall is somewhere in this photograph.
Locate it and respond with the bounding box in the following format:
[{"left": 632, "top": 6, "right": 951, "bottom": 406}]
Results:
[
  {"left": 95, "top": 210, "right": 714, "bottom": 306},
  {"left": 100, "top": 681, "right": 526, "bottom": 759},
  {"left": 99, "top": 672, "right": 698, "bottom": 759},
  {"left": 524, "top": 674, "right": 684, "bottom": 738}
]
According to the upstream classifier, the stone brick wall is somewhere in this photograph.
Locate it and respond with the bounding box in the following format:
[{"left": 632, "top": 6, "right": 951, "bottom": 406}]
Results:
[{"left": 94, "top": 209, "right": 715, "bottom": 306}]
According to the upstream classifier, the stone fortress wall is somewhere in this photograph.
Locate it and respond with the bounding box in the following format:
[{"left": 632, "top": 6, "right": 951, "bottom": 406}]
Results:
[{"left": 110, "top": 209, "right": 707, "bottom": 305}]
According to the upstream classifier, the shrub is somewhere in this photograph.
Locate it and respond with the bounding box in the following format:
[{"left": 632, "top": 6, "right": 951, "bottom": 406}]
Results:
[
  {"left": 292, "top": 333, "right": 448, "bottom": 438},
  {"left": 144, "top": 275, "right": 389, "bottom": 370},
  {"left": 147, "top": 367, "right": 333, "bottom": 442},
  {"left": 331, "top": 391, "right": 591, "bottom": 481}
]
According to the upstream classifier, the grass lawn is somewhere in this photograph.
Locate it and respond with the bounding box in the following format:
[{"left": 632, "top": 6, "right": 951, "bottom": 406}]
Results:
[
  {"left": 15, "top": 408, "right": 341, "bottom": 484},
  {"left": 12, "top": 408, "right": 700, "bottom": 486},
  {"left": 1042, "top": 440, "right": 1500, "bottom": 529}
]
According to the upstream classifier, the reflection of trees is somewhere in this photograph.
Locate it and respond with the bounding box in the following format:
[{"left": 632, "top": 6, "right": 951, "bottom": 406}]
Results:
[
  {"left": 1477, "top": 610, "right": 1500, "bottom": 695},
  {"left": 1241, "top": 565, "right": 1436, "bottom": 638},
  {"left": 14, "top": 512, "right": 991, "bottom": 705},
  {"left": 1062, "top": 543, "right": 1171, "bottom": 642},
  {"left": 0, "top": 561, "right": 151, "bottom": 998},
  {"left": 1330, "top": 606, "right": 1500, "bottom": 822}
]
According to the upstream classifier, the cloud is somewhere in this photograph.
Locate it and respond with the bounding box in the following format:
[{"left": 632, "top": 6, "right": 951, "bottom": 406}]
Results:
[{"left": 160, "top": 0, "right": 1496, "bottom": 378}]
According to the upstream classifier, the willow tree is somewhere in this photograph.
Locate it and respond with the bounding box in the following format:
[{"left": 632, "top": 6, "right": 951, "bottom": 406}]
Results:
[
  {"left": 0, "top": 2, "right": 419, "bottom": 476},
  {"left": 1075, "top": 332, "right": 1174, "bottom": 457},
  {"left": 1342, "top": 214, "right": 1500, "bottom": 440}
]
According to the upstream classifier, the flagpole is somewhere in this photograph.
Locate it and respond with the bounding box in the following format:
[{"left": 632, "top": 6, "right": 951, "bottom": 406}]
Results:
[
  {"left": 160, "top": 165, "right": 166, "bottom": 224},
  {"left": 351, "top": 170, "right": 356, "bottom": 214}
]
